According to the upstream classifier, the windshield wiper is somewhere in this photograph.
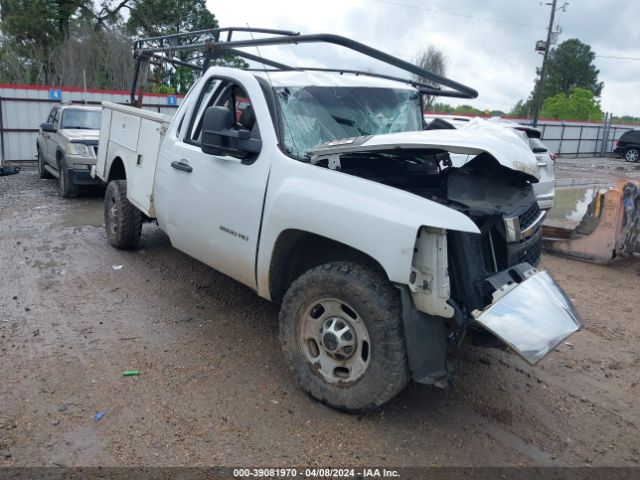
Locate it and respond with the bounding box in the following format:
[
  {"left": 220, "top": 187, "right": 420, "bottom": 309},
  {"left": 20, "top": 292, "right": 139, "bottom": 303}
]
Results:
[{"left": 63, "top": 126, "right": 96, "bottom": 130}]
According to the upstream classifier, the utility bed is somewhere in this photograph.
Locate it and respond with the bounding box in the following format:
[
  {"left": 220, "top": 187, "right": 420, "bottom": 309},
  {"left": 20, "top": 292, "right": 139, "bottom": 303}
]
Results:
[{"left": 95, "top": 101, "right": 171, "bottom": 217}]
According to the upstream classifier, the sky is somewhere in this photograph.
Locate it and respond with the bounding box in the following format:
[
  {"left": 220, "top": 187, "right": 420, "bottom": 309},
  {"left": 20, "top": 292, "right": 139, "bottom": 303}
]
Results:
[{"left": 205, "top": 0, "right": 640, "bottom": 116}]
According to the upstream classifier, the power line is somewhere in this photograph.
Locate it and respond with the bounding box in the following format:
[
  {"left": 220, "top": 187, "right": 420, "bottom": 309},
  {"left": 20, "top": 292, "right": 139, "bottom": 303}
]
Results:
[
  {"left": 369, "top": 0, "right": 547, "bottom": 30},
  {"left": 596, "top": 55, "right": 640, "bottom": 61}
]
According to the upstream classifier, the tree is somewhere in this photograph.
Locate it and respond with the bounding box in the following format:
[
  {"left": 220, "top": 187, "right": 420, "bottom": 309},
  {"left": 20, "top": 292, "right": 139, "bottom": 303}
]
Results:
[
  {"left": 511, "top": 39, "right": 604, "bottom": 121},
  {"left": 0, "top": 0, "right": 131, "bottom": 85},
  {"left": 126, "top": 0, "right": 216, "bottom": 39},
  {"left": 126, "top": 0, "right": 246, "bottom": 93},
  {"left": 538, "top": 39, "right": 603, "bottom": 100},
  {"left": 540, "top": 87, "right": 603, "bottom": 121},
  {"left": 414, "top": 46, "right": 447, "bottom": 111},
  {"left": 509, "top": 99, "right": 532, "bottom": 118}
]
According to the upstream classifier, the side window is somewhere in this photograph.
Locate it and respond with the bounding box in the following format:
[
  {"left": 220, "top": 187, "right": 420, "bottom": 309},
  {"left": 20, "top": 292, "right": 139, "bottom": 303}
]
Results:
[
  {"left": 186, "top": 79, "right": 260, "bottom": 145},
  {"left": 187, "top": 79, "right": 221, "bottom": 142},
  {"left": 52, "top": 109, "right": 60, "bottom": 130},
  {"left": 46, "top": 108, "right": 56, "bottom": 124}
]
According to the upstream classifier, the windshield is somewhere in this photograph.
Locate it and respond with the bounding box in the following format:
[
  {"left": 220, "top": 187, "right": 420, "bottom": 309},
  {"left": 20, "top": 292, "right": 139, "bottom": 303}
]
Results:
[
  {"left": 275, "top": 86, "right": 422, "bottom": 158},
  {"left": 61, "top": 109, "right": 101, "bottom": 130}
]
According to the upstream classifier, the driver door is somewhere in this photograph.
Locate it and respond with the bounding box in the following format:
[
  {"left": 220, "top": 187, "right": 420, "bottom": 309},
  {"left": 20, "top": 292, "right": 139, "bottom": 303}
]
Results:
[
  {"left": 42, "top": 108, "right": 58, "bottom": 163},
  {"left": 154, "top": 76, "right": 272, "bottom": 290}
]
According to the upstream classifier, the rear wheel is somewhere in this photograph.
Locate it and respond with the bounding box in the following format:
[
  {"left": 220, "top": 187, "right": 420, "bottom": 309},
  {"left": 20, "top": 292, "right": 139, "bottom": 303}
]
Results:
[
  {"left": 625, "top": 148, "right": 639, "bottom": 163},
  {"left": 279, "top": 261, "right": 409, "bottom": 412},
  {"left": 104, "top": 180, "right": 142, "bottom": 249},
  {"left": 37, "top": 147, "right": 52, "bottom": 179},
  {"left": 58, "top": 156, "right": 78, "bottom": 197}
]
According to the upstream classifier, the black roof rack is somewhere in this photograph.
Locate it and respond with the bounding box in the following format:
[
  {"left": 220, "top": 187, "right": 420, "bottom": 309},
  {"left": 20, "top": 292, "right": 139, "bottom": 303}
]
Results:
[{"left": 130, "top": 26, "right": 478, "bottom": 106}]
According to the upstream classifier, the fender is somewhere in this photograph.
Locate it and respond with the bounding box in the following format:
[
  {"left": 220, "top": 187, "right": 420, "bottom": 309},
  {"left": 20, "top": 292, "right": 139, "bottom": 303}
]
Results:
[{"left": 256, "top": 156, "right": 480, "bottom": 299}]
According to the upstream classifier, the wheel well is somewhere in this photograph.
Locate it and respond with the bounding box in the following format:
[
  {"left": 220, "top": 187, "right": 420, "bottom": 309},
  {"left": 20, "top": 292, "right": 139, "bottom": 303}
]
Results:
[
  {"left": 269, "top": 229, "right": 388, "bottom": 303},
  {"left": 108, "top": 157, "right": 126, "bottom": 181}
]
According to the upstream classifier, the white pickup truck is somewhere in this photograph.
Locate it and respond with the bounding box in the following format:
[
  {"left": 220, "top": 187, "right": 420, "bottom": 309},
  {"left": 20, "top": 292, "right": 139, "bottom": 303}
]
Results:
[{"left": 94, "top": 32, "right": 581, "bottom": 412}]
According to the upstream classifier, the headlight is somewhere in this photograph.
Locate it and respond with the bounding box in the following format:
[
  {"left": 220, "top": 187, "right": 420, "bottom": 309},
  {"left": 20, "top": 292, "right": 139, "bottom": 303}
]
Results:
[{"left": 66, "top": 143, "right": 90, "bottom": 157}]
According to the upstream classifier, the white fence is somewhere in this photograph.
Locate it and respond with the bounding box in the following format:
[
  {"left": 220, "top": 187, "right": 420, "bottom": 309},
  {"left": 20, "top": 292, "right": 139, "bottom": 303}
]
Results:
[{"left": 0, "top": 84, "right": 181, "bottom": 165}]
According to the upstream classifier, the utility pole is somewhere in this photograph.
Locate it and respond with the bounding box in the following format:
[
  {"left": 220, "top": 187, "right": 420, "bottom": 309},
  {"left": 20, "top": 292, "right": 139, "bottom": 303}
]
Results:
[{"left": 532, "top": 0, "right": 559, "bottom": 127}]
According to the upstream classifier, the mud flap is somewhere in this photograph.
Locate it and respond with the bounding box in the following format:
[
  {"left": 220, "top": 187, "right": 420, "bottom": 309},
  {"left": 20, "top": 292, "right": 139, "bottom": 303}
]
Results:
[
  {"left": 473, "top": 269, "right": 583, "bottom": 365},
  {"left": 398, "top": 287, "right": 448, "bottom": 385}
]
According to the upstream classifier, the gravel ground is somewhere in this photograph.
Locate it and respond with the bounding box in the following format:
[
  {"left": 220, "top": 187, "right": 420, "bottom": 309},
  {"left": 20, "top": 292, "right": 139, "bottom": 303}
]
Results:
[{"left": 1, "top": 161, "right": 639, "bottom": 467}]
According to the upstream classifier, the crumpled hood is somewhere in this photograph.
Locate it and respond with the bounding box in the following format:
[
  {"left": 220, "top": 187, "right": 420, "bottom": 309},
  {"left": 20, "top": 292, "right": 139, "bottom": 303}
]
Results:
[
  {"left": 60, "top": 129, "right": 100, "bottom": 142},
  {"left": 309, "top": 118, "right": 540, "bottom": 180}
]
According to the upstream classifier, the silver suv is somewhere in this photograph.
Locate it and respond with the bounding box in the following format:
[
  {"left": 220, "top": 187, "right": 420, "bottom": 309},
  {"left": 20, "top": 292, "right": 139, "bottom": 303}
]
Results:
[{"left": 37, "top": 103, "right": 102, "bottom": 197}]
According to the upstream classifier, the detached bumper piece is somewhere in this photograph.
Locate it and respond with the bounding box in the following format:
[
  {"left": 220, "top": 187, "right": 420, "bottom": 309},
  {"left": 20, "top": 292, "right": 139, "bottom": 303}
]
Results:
[
  {"left": 542, "top": 180, "right": 640, "bottom": 263},
  {"left": 473, "top": 265, "right": 582, "bottom": 365}
]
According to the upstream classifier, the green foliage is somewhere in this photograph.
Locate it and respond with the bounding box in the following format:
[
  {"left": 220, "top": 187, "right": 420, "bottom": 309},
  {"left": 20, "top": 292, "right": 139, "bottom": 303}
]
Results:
[
  {"left": 540, "top": 87, "right": 603, "bottom": 121},
  {"left": 611, "top": 115, "right": 640, "bottom": 125},
  {"left": 509, "top": 99, "right": 532, "bottom": 117},
  {"left": 126, "top": 0, "right": 217, "bottom": 38},
  {"left": 432, "top": 102, "right": 484, "bottom": 115},
  {"left": 150, "top": 83, "right": 176, "bottom": 94},
  {"left": 539, "top": 39, "right": 603, "bottom": 99},
  {"left": 512, "top": 39, "right": 605, "bottom": 121}
]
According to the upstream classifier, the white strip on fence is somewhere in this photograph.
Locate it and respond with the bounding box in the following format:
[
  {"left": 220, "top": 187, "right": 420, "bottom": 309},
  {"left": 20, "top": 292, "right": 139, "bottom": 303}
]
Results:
[{"left": 0, "top": 84, "right": 181, "bottom": 165}]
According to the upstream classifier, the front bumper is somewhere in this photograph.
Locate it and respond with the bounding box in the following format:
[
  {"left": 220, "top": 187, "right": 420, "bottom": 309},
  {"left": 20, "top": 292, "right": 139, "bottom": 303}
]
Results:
[
  {"left": 473, "top": 268, "right": 582, "bottom": 364},
  {"left": 71, "top": 167, "right": 102, "bottom": 185}
]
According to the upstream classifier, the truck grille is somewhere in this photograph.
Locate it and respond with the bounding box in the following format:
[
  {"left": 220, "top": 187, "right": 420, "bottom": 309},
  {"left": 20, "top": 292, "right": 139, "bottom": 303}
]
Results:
[
  {"left": 519, "top": 202, "right": 541, "bottom": 231},
  {"left": 518, "top": 238, "right": 542, "bottom": 265}
]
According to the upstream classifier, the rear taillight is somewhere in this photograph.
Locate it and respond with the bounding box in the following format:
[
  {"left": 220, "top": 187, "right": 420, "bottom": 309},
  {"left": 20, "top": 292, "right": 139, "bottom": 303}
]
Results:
[{"left": 549, "top": 152, "right": 557, "bottom": 162}]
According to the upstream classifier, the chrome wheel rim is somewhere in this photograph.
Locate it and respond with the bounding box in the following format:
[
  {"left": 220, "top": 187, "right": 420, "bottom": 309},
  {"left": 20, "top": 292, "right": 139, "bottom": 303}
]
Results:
[
  {"left": 108, "top": 193, "right": 118, "bottom": 235},
  {"left": 626, "top": 149, "right": 639, "bottom": 162},
  {"left": 298, "top": 298, "right": 371, "bottom": 385}
]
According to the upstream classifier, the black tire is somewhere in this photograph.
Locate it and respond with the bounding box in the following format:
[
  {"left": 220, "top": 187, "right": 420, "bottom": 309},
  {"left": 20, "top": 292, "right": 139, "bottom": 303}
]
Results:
[
  {"left": 58, "top": 156, "right": 78, "bottom": 197},
  {"left": 37, "top": 146, "right": 53, "bottom": 179},
  {"left": 279, "top": 261, "right": 409, "bottom": 413},
  {"left": 625, "top": 148, "right": 640, "bottom": 163},
  {"left": 104, "top": 180, "right": 142, "bottom": 249}
]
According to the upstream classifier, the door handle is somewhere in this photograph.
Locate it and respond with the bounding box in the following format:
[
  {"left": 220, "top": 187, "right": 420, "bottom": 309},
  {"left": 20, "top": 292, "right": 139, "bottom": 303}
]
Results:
[{"left": 171, "top": 160, "right": 192, "bottom": 173}]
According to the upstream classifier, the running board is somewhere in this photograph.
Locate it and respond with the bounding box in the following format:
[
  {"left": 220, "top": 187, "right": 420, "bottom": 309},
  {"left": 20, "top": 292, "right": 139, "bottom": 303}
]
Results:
[{"left": 45, "top": 165, "right": 59, "bottom": 178}]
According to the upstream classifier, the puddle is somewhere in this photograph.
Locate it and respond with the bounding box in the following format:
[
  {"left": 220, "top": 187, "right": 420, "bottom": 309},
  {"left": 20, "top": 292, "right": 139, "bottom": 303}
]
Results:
[
  {"left": 58, "top": 199, "right": 103, "bottom": 228},
  {"left": 544, "top": 185, "right": 611, "bottom": 230}
]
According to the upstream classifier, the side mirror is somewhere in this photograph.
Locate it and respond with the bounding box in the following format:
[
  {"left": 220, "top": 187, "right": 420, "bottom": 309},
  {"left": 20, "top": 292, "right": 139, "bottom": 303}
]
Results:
[
  {"left": 40, "top": 122, "right": 56, "bottom": 133},
  {"left": 532, "top": 147, "right": 547, "bottom": 153},
  {"left": 201, "top": 106, "right": 261, "bottom": 158}
]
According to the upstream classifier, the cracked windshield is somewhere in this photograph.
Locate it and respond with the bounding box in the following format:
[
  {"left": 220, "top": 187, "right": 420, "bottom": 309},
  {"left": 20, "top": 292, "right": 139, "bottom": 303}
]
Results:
[{"left": 275, "top": 86, "right": 423, "bottom": 157}]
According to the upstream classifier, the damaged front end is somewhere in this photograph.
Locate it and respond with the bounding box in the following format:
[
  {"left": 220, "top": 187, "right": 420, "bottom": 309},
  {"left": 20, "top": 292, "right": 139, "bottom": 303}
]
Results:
[{"left": 309, "top": 131, "right": 582, "bottom": 383}]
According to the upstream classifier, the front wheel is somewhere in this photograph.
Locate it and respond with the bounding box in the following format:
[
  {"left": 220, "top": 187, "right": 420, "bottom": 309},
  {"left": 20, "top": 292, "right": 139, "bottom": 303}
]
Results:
[
  {"left": 58, "top": 157, "right": 78, "bottom": 197},
  {"left": 279, "top": 261, "right": 409, "bottom": 412},
  {"left": 625, "top": 148, "right": 639, "bottom": 163},
  {"left": 104, "top": 180, "right": 142, "bottom": 249}
]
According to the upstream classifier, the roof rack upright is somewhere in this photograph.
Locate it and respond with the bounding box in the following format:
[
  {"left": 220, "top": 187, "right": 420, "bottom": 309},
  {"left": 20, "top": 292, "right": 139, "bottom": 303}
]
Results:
[{"left": 130, "top": 27, "right": 478, "bottom": 106}]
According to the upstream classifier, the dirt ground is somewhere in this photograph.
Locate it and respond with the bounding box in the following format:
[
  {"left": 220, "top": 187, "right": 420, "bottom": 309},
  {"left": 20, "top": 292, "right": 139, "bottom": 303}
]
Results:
[{"left": 1, "top": 158, "right": 639, "bottom": 467}]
